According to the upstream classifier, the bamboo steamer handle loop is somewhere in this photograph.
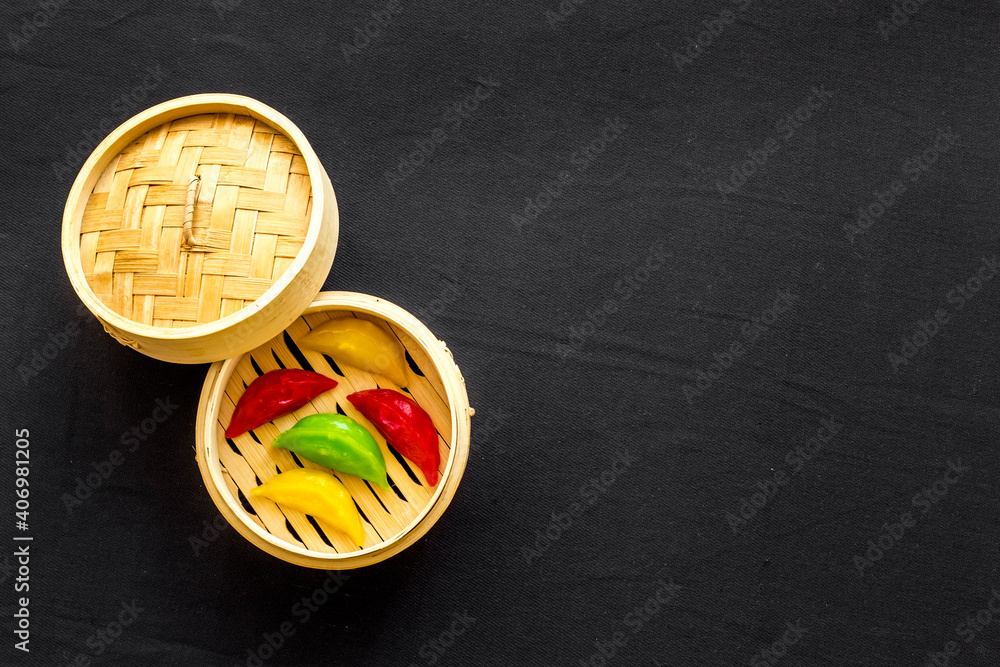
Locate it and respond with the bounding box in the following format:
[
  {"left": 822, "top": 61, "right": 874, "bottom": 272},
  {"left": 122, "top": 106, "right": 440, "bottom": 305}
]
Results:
[
  {"left": 180, "top": 176, "right": 226, "bottom": 253},
  {"left": 182, "top": 176, "right": 202, "bottom": 249}
]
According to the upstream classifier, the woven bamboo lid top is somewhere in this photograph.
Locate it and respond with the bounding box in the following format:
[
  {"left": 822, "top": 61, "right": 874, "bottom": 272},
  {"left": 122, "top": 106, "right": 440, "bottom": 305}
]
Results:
[{"left": 78, "top": 112, "right": 313, "bottom": 328}]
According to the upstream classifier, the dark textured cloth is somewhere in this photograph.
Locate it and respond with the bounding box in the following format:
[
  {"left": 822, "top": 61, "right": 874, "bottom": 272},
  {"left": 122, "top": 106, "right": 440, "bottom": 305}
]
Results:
[{"left": 1, "top": 1, "right": 998, "bottom": 665}]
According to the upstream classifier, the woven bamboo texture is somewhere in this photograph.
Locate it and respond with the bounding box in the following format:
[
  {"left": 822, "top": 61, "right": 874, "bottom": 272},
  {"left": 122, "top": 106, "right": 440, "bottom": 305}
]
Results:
[
  {"left": 79, "top": 113, "right": 313, "bottom": 327},
  {"left": 196, "top": 293, "right": 472, "bottom": 568}
]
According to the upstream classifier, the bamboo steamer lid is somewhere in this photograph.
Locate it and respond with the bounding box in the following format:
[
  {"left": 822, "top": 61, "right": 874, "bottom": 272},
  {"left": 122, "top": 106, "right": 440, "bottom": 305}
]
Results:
[
  {"left": 195, "top": 292, "right": 473, "bottom": 569},
  {"left": 61, "top": 94, "right": 339, "bottom": 364}
]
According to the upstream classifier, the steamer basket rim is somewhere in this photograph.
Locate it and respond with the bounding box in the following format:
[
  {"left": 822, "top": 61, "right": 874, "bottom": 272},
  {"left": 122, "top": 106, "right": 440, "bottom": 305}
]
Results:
[
  {"left": 60, "top": 93, "right": 331, "bottom": 340},
  {"left": 197, "top": 291, "right": 472, "bottom": 564}
]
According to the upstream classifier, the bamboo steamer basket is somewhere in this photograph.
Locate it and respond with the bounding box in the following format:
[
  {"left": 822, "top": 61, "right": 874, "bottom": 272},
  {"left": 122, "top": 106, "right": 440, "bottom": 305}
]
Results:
[
  {"left": 61, "top": 94, "right": 339, "bottom": 364},
  {"left": 194, "top": 291, "right": 473, "bottom": 569}
]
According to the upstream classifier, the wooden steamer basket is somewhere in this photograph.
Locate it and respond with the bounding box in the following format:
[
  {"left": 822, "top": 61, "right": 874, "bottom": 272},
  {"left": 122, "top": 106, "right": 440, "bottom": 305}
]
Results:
[
  {"left": 61, "top": 94, "right": 339, "bottom": 363},
  {"left": 195, "top": 292, "right": 472, "bottom": 569},
  {"left": 60, "top": 94, "right": 472, "bottom": 567}
]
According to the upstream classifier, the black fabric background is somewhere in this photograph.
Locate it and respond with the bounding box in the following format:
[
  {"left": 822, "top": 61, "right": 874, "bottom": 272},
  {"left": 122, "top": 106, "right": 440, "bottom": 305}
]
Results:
[{"left": 1, "top": 1, "right": 999, "bottom": 665}]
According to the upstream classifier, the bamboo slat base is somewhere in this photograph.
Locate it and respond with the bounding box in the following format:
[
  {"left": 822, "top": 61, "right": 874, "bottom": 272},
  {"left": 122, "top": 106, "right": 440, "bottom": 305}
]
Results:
[{"left": 195, "top": 292, "right": 472, "bottom": 569}]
